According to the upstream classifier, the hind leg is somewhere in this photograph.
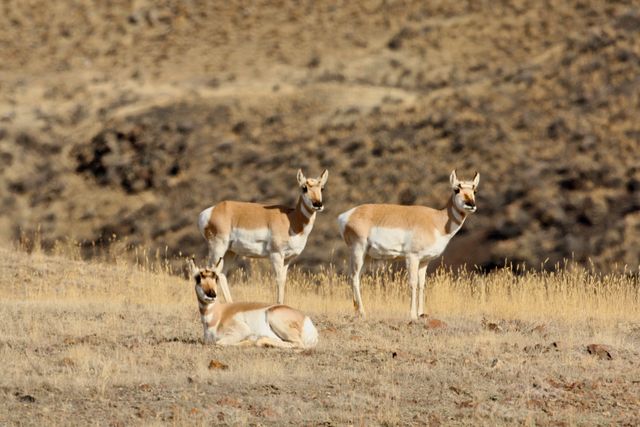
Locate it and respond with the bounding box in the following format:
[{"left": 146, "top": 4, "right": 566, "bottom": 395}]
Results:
[
  {"left": 255, "top": 337, "right": 296, "bottom": 348},
  {"left": 266, "top": 306, "right": 306, "bottom": 347},
  {"left": 349, "top": 242, "right": 367, "bottom": 318},
  {"left": 407, "top": 255, "right": 420, "bottom": 321}
]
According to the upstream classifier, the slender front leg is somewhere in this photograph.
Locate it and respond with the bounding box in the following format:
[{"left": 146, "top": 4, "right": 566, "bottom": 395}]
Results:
[
  {"left": 417, "top": 261, "right": 429, "bottom": 317},
  {"left": 270, "top": 253, "right": 287, "bottom": 304},
  {"left": 406, "top": 255, "right": 420, "bottom": 320},
  {"left": 350, "top": 244, "right": 367, "bottom": 318}
]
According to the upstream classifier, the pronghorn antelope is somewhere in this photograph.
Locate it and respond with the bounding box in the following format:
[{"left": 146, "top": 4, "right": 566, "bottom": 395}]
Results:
[
  {"left": 198, "top": 169, "right": 329, "bottom": 304},
  {"left": 188, "top": 260, "right": 319, "bottom": 348},
  {"left": 338, "top": 170, "right": 480, "bottom": 320}
]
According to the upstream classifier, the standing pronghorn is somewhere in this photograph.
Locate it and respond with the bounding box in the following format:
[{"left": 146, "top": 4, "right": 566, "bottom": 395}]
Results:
[
  {"left": 198, "top": 169, "right": 329, "bottom": 304},
  {"left": 188, "top": 260, "right": 318, "bottom": 348},
  {"left": 338, "top": 170, "right": 479, "bottom": 320}
]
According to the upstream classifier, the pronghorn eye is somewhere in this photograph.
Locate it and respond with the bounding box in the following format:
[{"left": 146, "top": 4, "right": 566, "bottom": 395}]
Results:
[
  {"left": 454, "top": 188, "right": 460, "bottom": 194},
  {"left": 302, "top": 185, "right": 308, "bottom": 193}
]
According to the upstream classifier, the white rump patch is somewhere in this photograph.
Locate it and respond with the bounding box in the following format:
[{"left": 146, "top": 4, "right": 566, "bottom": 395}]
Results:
[
  {"left": 301, "top": 316, "right": 318, "bottom": 348},
  {"left": 337, "top": 207, "right": 356, "bottom": 238},
  {"left": 198, "top": 206, "right": 214, "bottom": 238}
]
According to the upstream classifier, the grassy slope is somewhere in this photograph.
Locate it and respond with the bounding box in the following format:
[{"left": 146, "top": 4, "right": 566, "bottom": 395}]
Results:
[{"left": 1, "top": 247, "right": 639, "bottom": 425}]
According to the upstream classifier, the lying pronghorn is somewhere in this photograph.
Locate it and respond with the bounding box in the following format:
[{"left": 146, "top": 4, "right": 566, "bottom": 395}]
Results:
[
  {"left": 338, "top": 170, "right": 479, "bottom": 320},
  {"left": 198, "top": 169, "right": 328, "bottom": 304},
  {"left": 188, "top": 260, "right": 319, "bottom": 348}
]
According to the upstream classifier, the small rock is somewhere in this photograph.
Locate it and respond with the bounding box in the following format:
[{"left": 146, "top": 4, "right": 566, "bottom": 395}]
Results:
[
  {"left": 523, "top": 344, "right": 543, "bottom": 354},
  {"left": 486, "top": 322, "right": 502, "bottom": 333},
  {"left": 425, "top": 318, "right": 448, "bottom": 330},
  {"left": 15, "top": 393, "right": 36, "bottom": 403},
  {"left": 60, "top": 357, "right": 75, "bottom": 367},
  {"left": 548, "top": 341, "right": 564, "bottom": 351},
  {"left": 490, "top": 358, "right": 501, "bottom": 368},
  {"left": 208, "top": 359, "right": 229, "bottom": 370},
  {"left": 586, "top": 344, "right": 613, "bottom": 360},
  {"left": 216, "top": 397, "right": 242, "bottom": 408},
  {"left": 531, "top": 324, "right": 546, "bottom": 334},
  {"left": 261, "top": 407, "right": 278, "bottom": 418}
]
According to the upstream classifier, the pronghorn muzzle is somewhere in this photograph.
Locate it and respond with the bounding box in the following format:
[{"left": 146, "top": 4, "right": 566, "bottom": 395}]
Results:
[
  {"left": 463, "top": 201, "right": 476, "bottom": 212},
  {"left": 196, "top": 285, "right": 216, "bottom": 303}
]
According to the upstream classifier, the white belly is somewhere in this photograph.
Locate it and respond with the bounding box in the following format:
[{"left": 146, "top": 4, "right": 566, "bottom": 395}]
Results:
[
  {"left": 240, "top": 309, "right": 282, "bottom": 341},
  {"left": 367, "top": 227, "right": 412, "bottom": 259},
  {"left": 229, "top": 227, "right": 271, "bottom": 257},
  {"left": 366, "top": 227, "right": 453, "bottom": 261}
]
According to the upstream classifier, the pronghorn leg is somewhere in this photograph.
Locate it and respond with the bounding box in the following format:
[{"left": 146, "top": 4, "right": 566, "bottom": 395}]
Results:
[
  {"left": 255, "top": 337, "right": 295, "bottom": 348},
  {"left": 417, "top": 261, "right": 429, "bottom": 317},
  {"left": 217, "top": 252, "right": 236, "bottom": 303},
  {"left": 266, "top": 305, "right": 305, "bottom": 347},
  {"left": 407, "top": 255, "right": 420, "bottom": 320},
  {"left": 206, "top": 238, "right": 228, "bottom": 267},
  {"left": 349, "top": 243, "right": 367, "bottom": 318},
  {"left": 270, "top": 253, "right": 287, "bottom": 304},
  {"left": 214, "top": 322, "right": 252, "bottom": 346}
]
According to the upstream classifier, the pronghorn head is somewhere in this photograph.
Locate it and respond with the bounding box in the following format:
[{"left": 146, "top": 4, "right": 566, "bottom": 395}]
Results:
[
  {"left": 450, "top": 170, "right": 479, "bottom": 213},
  {"left": 297, "top": 169, "right": 329, "bottom": 212},
  {"left": 188, "top": 259, "right": 221, "bottom": 304}
]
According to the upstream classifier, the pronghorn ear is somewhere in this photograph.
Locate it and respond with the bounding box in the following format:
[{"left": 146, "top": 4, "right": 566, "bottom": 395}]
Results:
[
  {"left": 318, "top": 169, "right": 329, "bottom": 186},
  {"left": 297, "top": 169, "right": 307, "bottom": 187},
  {"left": 450, "top": 169, "right": 460, "bottom": 189},
  {"left": 473, "top": 172, "right": 480, "bottom": 188},
  {"left": 187, "top": 259, "right": 199, "bottom": 280}
]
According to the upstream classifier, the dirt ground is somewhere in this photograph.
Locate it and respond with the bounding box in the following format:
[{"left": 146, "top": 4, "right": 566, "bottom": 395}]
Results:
[{"left": 1, "top": 248, "right": 639, "bottom": 426}]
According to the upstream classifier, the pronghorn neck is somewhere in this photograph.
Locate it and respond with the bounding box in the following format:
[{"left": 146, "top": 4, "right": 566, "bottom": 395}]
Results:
[
  {"left": 290, "top": 196, "right": 317, "bottom": 234},
  {"left": 442, "top": 195, "right": 467, "bottom": 235},
  {"left": 199, "top": 299, "right": 221, "bottom": 327}
]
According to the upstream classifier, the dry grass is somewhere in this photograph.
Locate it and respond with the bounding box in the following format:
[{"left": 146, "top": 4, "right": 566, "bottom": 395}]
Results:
[{"left": 1, "top": 245, "right": 639, "bottom": 425}]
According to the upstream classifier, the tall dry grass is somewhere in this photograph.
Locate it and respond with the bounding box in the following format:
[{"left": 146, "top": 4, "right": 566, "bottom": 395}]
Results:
[{"left": 3, "top": 236, "right": 639, "bottom": 324}]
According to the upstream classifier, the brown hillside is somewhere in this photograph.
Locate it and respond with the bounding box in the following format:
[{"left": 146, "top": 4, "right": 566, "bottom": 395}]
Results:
[{"left": 0, "top": 0, "right": 639, "bottom": 271}]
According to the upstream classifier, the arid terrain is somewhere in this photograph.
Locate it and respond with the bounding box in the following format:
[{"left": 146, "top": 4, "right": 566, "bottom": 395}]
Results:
[
  {"left": 0, "top": 0, "right": 639, "bottom": 271},
  {"left": 1, "top": 246, "right": 639, "bottom": 425},
  {"left": 1, "top": 1, "right": 640, "bottom": 425}
]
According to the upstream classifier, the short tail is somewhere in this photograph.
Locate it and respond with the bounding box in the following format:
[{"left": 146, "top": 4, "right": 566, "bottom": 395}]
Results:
[{"left": 301, "top": 316, "right": 319, "bottom": 348}]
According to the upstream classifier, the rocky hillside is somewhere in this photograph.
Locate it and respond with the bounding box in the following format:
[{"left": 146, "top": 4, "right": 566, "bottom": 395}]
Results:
[{"left": 0, "top": 0, "right": 639, "bottom": 271}]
